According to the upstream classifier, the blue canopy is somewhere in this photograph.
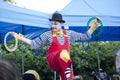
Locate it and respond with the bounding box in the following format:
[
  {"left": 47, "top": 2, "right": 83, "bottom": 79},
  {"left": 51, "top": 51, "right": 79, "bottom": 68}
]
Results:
[
  {"left": 60, "top": 0, "right": 120, "bottom": 41},
  {"left": 0, "top": 0, "right": 120, "bottom": 44},
  {"left": 0, "top": 0, "right": 51, "bottom": 43}
]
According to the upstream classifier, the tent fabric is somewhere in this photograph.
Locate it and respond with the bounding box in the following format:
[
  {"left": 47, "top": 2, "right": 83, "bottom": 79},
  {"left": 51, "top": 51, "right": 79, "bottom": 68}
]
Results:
[
  {"left": 0, "top": 0, "right": 120, "bottom": 44},
  {"left": 0, "top": 0, "right": 51, "bottom": 43},
  {"left": 60, "top": 0, "right": 120, "bottom": 26},
  {"left": 0, "top": 0, "right": 51, "bottom": 28},
  {"left": 60, "top": 0, "right": 120, "bottom": 41},
  {"left": 61, "top": 0, "right": 120, "bottom": 16}
]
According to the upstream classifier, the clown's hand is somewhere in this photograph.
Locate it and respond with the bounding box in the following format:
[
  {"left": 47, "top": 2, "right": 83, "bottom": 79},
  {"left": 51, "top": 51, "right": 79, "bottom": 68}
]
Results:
[
  {"left": 90, "top": 17, "right": 99, "bottom": 31},
  {"left": 9, "top": 32, "right": 24, "bottom": 41},
  {"left": 17, "top": 33, "right": 24, "bottom": 41}
]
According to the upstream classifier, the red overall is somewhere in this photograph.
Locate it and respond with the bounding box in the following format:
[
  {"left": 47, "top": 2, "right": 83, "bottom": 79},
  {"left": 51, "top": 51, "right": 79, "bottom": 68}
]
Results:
[{"left": 47, "top": 30, "right": 72, "bottom": 80}]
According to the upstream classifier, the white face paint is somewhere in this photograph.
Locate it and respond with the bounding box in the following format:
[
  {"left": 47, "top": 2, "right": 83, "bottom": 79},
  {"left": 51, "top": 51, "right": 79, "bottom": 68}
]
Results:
[{"left": 51, "top": 21, "right": 62, "bottom": 32}]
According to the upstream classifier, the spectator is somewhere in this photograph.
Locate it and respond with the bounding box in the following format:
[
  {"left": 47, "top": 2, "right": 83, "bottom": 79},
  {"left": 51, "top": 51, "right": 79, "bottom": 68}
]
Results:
[
  {"left": 115, "top": 49, "right": 120, "bottom": 74},
  {"left": 22, "top": 70, "right": 40, "bottom": 80},
  {"left": 0, "top": 60, "right": 20, "bottom": 80}
]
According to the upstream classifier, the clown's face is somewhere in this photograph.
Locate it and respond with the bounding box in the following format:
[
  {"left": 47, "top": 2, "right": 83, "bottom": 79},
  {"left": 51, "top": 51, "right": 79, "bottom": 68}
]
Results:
[{"left": 51, "top": 21, "right": 63, "bottom": 32}]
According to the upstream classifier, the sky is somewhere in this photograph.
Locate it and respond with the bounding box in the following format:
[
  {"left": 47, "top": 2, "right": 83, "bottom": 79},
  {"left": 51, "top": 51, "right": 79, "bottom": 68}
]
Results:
[{"left": 14, "top": 0, "right": 71, "bottom": 13}]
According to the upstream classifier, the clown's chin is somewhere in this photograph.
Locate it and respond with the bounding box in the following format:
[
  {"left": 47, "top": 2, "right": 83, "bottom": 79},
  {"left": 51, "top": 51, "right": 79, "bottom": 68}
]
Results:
[{"left": 52, "top": 28, "right": 57, "bottom": 31}]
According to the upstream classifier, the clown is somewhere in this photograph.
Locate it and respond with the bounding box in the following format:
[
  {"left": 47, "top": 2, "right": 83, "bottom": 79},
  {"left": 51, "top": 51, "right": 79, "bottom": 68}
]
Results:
[{"left": 10, "top": 12, "right": 99, "bottom": 80}]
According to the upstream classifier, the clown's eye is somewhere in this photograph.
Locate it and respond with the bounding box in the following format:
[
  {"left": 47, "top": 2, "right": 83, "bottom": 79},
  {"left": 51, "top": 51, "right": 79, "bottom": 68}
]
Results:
[
  {"left": 54, "top": 23, "right": 57, "bottom": 25},
  {"left": 52, "top": 22, "right": 60, "bottom": 25}
]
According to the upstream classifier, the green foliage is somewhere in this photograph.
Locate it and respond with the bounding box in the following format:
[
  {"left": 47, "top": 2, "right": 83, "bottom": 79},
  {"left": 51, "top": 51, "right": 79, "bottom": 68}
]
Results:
[
  {"left": 70, "top": 41, "right": 120, "bottom": 79},
  {"left": 1, "top": 41, "right": 120, "bottom": 80}
]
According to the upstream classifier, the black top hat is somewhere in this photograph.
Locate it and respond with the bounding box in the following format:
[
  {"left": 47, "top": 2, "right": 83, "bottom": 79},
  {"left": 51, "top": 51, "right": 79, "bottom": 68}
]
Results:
[{"left": 49, "top": 12, "right": 65, "bottom": 23}]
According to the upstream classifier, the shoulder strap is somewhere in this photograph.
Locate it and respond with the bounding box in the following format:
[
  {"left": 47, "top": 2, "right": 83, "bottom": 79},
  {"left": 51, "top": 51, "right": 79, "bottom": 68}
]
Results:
[{"left": 63, "top": 30, "right": 67, "bottom": 35}]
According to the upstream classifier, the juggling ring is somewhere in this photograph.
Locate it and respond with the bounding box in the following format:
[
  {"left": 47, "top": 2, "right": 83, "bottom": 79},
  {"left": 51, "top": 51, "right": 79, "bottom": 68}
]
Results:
[
  {"left": 87, "top": 17, "right": 103, "bottom": 37},
  {"left": 4, "top": 32, "right": 18, "bottom": 52}
]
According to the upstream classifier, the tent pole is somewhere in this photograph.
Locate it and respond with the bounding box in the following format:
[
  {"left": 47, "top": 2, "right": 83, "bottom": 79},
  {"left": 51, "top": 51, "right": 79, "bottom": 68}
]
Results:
[
  {"left": 0, "top": 33, "right": 2, "bottom": 60},
  {"left": 22, "top": 25, "right": 25, "bottom": 35},
  {"left": 96, "top": 41, "right": 100, "bottom": 71},
  {"left": 54, "top": 71, "right": 56, "bottom": 80},
  {"left": 0, "top": 44, "right": 2, "bottom": 60},
  {"left": 21, "top": 42, "right": 25, "bottom": 74}
]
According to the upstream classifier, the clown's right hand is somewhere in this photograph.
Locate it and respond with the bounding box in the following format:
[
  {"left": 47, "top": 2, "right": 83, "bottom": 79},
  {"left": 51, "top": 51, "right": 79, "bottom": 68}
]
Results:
[
  {"left": 9, "top": 32, "right": 24, "bottom": 41},
  {"left": 9, "top": 32, "right": 31, "bottom": 45}
]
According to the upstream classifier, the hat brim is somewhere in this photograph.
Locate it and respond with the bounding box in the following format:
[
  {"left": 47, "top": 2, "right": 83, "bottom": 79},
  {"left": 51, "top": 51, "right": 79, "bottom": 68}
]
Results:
[{"left": 49, "top": 19, "right": 65, "bottom": 23}]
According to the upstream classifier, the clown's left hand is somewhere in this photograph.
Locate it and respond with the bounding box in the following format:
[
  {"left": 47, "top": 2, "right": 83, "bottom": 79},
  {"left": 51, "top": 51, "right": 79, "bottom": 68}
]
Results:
[{"left": 90, "top": 17, "right": 99, "bottom": 31}]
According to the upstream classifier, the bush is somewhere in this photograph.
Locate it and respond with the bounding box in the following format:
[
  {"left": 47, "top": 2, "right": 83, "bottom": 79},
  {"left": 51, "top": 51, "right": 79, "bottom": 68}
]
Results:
[{"left": 1, "top": 41, "right": 120, "bottom": 80}]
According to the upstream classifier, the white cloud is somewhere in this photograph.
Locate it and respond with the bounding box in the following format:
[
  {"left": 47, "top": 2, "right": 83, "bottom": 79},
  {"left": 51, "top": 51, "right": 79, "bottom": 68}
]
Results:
[{"left": 14, "top": 0, "right": 71, "bottom": 13}]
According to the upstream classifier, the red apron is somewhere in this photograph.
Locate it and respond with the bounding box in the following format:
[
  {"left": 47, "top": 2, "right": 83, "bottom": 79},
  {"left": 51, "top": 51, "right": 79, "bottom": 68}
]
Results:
[{"left": 47, "top": 30, "right": 72, "bottom": 80}]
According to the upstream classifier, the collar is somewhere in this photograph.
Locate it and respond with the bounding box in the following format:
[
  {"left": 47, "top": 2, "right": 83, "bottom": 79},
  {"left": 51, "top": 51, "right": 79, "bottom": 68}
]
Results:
[{"left": 52, "top": 30, "right": 63, "bottom": 37}]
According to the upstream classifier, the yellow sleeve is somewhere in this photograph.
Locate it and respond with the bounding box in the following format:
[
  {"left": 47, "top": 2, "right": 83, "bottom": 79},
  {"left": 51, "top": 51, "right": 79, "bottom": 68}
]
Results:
[
  {"left": 90, "top": 23, "right": 98, "bottom": 31},
  {"left": 17, "top": 33, "right": 24, "bottom": 41}
]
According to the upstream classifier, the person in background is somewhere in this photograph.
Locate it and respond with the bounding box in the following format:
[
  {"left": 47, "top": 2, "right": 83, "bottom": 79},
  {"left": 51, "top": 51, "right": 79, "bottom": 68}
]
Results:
[
  {"left": 92, "top": 68, "right": 110, "bottom": 80},
  {"left": 115, "top": 49, "right": 120, "bottom": 75},
  {"left": 9, "top": 12, "right": 99, "bottom": 80},
  {"left": 22, "top": 70, "right": 40, "bottom": 80},
  {"left": 0, "top": 60, "right": 20, "bottom": 80}
]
